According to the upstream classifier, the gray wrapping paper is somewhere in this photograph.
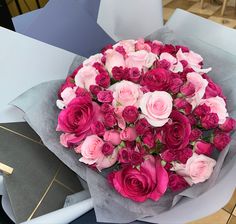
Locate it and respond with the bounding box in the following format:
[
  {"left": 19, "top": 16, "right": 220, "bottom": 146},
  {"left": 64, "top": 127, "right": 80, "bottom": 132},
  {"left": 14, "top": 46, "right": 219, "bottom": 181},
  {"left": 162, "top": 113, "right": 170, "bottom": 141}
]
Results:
[{"left": 11, "top": 28, "right": 236, "bottom": 223}]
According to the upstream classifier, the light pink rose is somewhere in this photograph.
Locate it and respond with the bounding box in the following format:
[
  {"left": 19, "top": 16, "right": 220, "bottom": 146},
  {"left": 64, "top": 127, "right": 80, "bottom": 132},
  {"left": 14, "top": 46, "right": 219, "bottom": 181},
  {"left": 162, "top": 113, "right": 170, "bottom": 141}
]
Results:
[
  {"left": 114, "top": 107, "right": 126, "bottom": 130},
  {"left": 56, "top": 87, "right": 76, "bottom": 109},
  {"left": 79, "top": 135, "right": 104, "bottom": 165},
  {"left": 140, "top": 91, "right": 173, "bottom": 127},
  {"left": 96, "top": 148, "right": 118, "bottom": 171},
  {"left": 120, "top": 127, "right": 137, "bottom": 141},
  {"left": 159, "top": 52, "right": 183, "bottom": 73},
  {"left": 83, "top": 53, "right": 103, "bottom": 66},
  {"left": 113, "top": 39, "right": 136, "bottom": 53},
  {"left": 110, "top": 80, "right": 143, "bottom": 108},
  {"left": 74, "top": 66, "right": 98, "bottom": 90},
  {"left": 171, "top": 153, "right": 216, "bottom": 185},
  {"left": 125, "top": 50, "right": 157, "bottom": 71},
  {"left": 103, "top": 130, "right": 121, "bottom": 145},
  {"left": 60, "top": 133, "right": 77, "bottom": 147},
  {"left": 105, "top": 49, "right": 125, "bottom": 73},
  {"left": 186, "top": 72, "right": 208, "bottom": 108},
  {"left": 200, "top": 96, "right": 228, "bottom": 124},
  {"left": 135, "top": 39, "right": 151, "bottom": 52}
]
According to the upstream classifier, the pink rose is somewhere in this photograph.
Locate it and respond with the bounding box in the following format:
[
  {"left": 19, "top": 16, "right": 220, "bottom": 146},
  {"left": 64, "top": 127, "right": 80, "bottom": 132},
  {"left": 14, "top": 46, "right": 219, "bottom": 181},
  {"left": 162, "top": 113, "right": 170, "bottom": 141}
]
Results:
[
  {"left": 141, "top": 68, "right": 171, "bottom": 92},
  {"left": 122, "top": 106, "right": 139, "bottom": 123},
  {"left": 120, "top": 127, "right": 137, "bottom": 141},
  {"left": 97, "top": 90, "right": 114, "bottom": 103},
  {"left": 127, "top": 67, "right": 141, "bottom": 83},
  {"left": 171, "top": 153, "right": 216, "bottom": 185},
  {"left": 213, "top": 132, "right": 231, "bottom": 151},
  {"left": 201, "top": 113, "right": 219, "bottom": 129},
  {"left": 114, "top": 107, "right": 126, "bottom": 130},
  {"left": 74, "top": 66, "right": 98, "bottom": 90},
  {"left": 95, "top": 72, "right": 110, "bottom": 88},
  {"left": 60, "top": 133, "right": 80, "bottom": 148},
  {"left": 113, "top": 40, "right": 136, "bottom": 53},
  {"left": 159, "top": 52, "right": 183, "bottom": 73},
  {"left": 109, "top": 155, "right": 169, "bottom": 202},
  {"left": 105, "top": 49, "right": 125, "bottom": 73},
  {"left": 200, "top": 96, "right": 229, "bottom": 124},
  {"left": 91, "top": 121, "right": 105, "bottom": 137},
  {"left": 100, "top": 103, "right": 114, "bottom": 113},
  {"left": 79, "top": 135, "right": 104, "bottom": 165},
  {"left": 96, "top": 148, "right": 118, "bottom": 171},
  {"left": 57, "top": 98, "right": 100, "bottom": 142},
  {"left": 219, "top": 117, "right": 236, "bottom": 132},
  {"left": 83, "top": 53, "right": 103, "bottom": 66},
  {"left": 135, "top": 39, "right": 152, "bottom": 52},
  {"left": 103, "top": 130, "right": 121, "bottom": 145},
  {"left": 125, "top": 50, "right": 157, "bottom": 71},
  {"left": 194, "top": 140, "right": 213, "bottom": 156},
  {"left": 185, "top": 72, "right": 208, "bottom": 108},
  {"left": 140, "top": 91, "right": 173, "bottom": 127},
  {"left": 180, "top": 82, "right": 195, "bottom": 96},
  {"left": 118, "top": 147, "right": 130, "bottom": 164},
  {"left": 110, "top": 80, "right": 143, "bottom": 108},
  {"left": 56, "top": 87, "right": 76, "bottom": 109},
  {"left": 168, "top": 173, "right": 189, "bottom": 192}
]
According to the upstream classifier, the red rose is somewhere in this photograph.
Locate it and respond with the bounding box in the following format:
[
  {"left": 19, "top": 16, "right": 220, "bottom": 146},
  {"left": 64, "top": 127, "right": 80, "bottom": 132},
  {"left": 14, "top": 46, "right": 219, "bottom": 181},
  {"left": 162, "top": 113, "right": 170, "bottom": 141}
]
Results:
[
  {"left": 112, "top": 66, "right": 124, "bottom": 81},
  {"left": 57, "top": 97, "right": 100, "bottom": 141},
  {"left": 89, "top": 85, "right": 102, "bottom": 96},
  {"left": 135, "top": 118, "right": 152, "bottom": 135},
  {"left": 194, "top": 140, "right": 213, "bottom": 156},
  {"left": 213, "top": 132, "right": 231, "bottom": 151},
  {"left": 141, "top": 68, "right": 171, "bottom": 91},
  {"left": 102, "top": 142, "right": 114, "bottom": 156},
  {"left": 160, "top": 44, "right": 176, "bottom": 55},
  {"left": 174, "top": 98, "right": 192, "bottom": 115},
  {"left": 122, "top": 106, "right": 139, "bottom": 123},
  {"left": 104, "top": 113, "right": 117, "bottom": 128},
  {"left": 155, "top": 59, "right": 171, "bottom": 70},
  {"left": 93, "top": 62, "right": 106, "bottom": 73},
  {"left": 163, "top": 110, "right": 191, "bottom": 149},
  {"left": 176, "top": 45, "right": 190, "bottom": 53},
  {"left": 201, "top": 113, "right": 219, "bottom": 129},
  {"left": 91, "top": 121, "right": 105, "bottom": 137},
  {"left": 142, "top": 131, "right": 155, "bottom": 148},
  {"left": 97, "top": 90, "right": 114, "bottom": 103},
  {"left": 219, "top": 117, "right": 236, "bottom": 132},
  {"left": 128, "top": 67, "right": 141, "bottom": 83},
  {"left": 168, "top": 173, "right": 189, "bottom": 192},
  {"left": 194, "top": 104, "right": 211, "bottom": 118},
  {"left": 109, "top": 155, "right": 168, "bottom": 202},
  {"left": 189, "top": 128, "right": 202, "bottom": 141},
  {"left": 188, "top": 114, "right": 197, "bottom": 126},
  {"left": 95, "top": 72, "right": 110, "bottom": 88},
  {"left": 169, "top": 78, "right": 183, "bottom": 94}
]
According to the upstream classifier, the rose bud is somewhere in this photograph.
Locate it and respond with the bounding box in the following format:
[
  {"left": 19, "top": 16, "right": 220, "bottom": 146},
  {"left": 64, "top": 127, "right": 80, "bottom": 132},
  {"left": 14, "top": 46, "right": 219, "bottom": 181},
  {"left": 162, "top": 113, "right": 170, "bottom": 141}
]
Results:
[
  {"left": 168, "top": 173, "right": 189, "bottom": 192},
  {"left": 120, "top": 127, "right": 137, "bottom": 142},
  {"left": 194, "top": 103, "right": 211, "bottom": 118},
  {"left": 118, "top": 147, "right": 130, "bottom": 163},
  {"left": 201, "top": 113, "right": 219, "bottom": 129},
  {"left": 142, "top": 131, "right": 155, "bottom": 148},
  {"left": 103, "top": 130, "right": 121, "bottom": 145},
  {"left": 189, "top": 128, "right": 202, "bottom": 142},
  {"left": 219, "top": 117, "right": 236, "bottom": 132},
  {"left": 122, "top": 106, "right": 139, "bottom": 123},
  {"left": 112, "top": 66, "right": 124, "bottom": 81},
  {"left": 135, "top": 118, "right": 151, "bottom": 135},
  {"left": 104, "top": 113, "right": 117, "bottom": 127},
  {"left": 161, "top": 149, "right": 176, "bottom": 162},
  {"left": 102, "top": 142, "right": 115, "bottom": 156},
  {"left": 180, "top": 82, "right": 195, "bottom": 96},
  {"left": 91, "top": 121, "right": 105, "bottom": 137},
  {"left": 95, "top": 72, "right": 110, "bottom": 88},
  {"left": 89, "top": 85, "right": 102, "bottom": 96},
  {"left": 194, "top": 140, "right": 213, "bottom": 156},
  {"left": 213, "top": 132, "right": 231, "bottom": 151},
  {"left": 97, "top": 90, "right": 114, "bottom": 103}
]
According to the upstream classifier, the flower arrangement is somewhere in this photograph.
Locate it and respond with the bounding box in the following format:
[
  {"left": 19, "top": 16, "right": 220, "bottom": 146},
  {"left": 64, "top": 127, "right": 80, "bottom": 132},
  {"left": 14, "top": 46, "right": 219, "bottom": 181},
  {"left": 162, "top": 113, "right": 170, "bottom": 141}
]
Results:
[{"left": 56, "top": 39, "right": 235, "bottom": 202}]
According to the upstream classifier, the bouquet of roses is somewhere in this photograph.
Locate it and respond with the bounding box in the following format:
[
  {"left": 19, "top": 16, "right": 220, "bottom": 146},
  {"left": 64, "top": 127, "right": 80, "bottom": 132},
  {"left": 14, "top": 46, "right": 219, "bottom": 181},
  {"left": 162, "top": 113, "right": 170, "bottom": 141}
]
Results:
[{"left": 56, "top": 39, "right": 235, "bottom": 203}]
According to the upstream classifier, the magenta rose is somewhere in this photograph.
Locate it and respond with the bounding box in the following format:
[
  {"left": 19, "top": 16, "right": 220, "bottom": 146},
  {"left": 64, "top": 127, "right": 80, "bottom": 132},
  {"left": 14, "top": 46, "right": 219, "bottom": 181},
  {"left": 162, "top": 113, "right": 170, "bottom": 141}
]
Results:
[
  {"left": 95, "top": 72, "right": 110, "bottom": 88},
  {"left": 104, "top": 113, "right": 117, "bottom": 128},
  {"left": 128, "top": 67, "right": 141, "bottom": 83},
  {"left": 135, "top": 118, "right": 151, "bottom": 135},
  {"left": 141, "top": 68, "right": 171, "bottom": 91},
  {"left": 109, "top": 155, "right": 169, "bottom": 202},
  {"left": 194, "top": 140, "right": 213, "bottom": 156},
  {"left": 120, "top": 127, "right": 137, "bottom": 141},
  {"left": 97, "top": 90, "right": 114, "bottom": 103},
  {"left": 163, "top": 110, "right": 191, "bottom": 149},
  {"left": 169, "top": 78, "right": 183, "bottom": 94},
  {"left": 100, "top": 103, "right": 114, "bottom": 113},
  {"left": 168, "top": 173, "right": 189, "bottom": 192},
  {"left": 91, "top": 121, "right": 105, "bottom": 137},
  {"left": 122, "top": 106, "right": 139, "bottom": 123},
  {"left": 161, "top": 149, "right": 176, "bottom": 162},
  {"left": 201, "top": 113, "right": 219, "bottom": 129},
  {"left": 102, "top": 142, "right": 115, "bottom": 156},
  {"left": 180, "top": 82, "right": 195, "bottom": 96},
  {"left": 57, "top": 97, "right": 100, "bottom": 141},
  {"left": 103, "top": 130, "right": 121, "bottom": 145},
  {"left": 89, "top": 85, "right": 102, "bottom": 96},
  {"left": 219, "top": 117, "right": 236, "bottom": 132},
  {"left": 118, "top": 147, "right": 130, "bottom": 164},
  {"left": 174, "top": 98, "right": 192, "bottom": 115},
  {"left": 129, "top": 150, "right": 144, "bottom": 166},
  {"left": 112, "top": 66, "right": 124, "bottom": 81},
  {"left": 142, "top": 131, "right": 155, "bottom": 148},
  {"left": 189, "top": 128, "right": 202, "bottom": 142},
  {"left": 176, "top": 147, "right": 193, "bottom": 164},
  {"left": 213, "top": 132, "right": 231, "bottom": 151},
  {"left": 193, "top": 103, "right": 211, "bottom": 118}
]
